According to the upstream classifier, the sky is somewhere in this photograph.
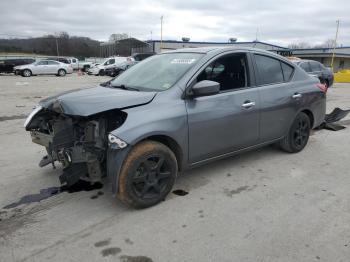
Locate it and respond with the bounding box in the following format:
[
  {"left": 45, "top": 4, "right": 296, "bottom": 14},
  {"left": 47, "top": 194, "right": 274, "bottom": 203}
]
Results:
[{"left": 0, "top": 0, "right": 349, "bottom": 47}]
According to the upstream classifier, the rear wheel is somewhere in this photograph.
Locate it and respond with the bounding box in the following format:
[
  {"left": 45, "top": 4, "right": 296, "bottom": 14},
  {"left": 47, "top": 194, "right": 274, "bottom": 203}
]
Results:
[
  {"left": 117, "top": 141, "right": 178, "bottom": 208},
  {"left": 279, "top": 112, "right": 311, "bottom": 153},
  {"left": 57, "top": 69, "right": 66, "bottom": 76},
  {"left": 22, "top": 69, "right": 31, "bottom": 77}
]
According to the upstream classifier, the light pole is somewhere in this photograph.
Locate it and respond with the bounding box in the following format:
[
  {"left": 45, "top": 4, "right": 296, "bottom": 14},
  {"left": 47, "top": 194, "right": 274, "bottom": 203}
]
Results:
[
  {"left": 331, "top": 19, "right": 340, "bottom": 73},
  {"left": 55, "top": 38, "right": 59, "bottom": 58},
  {"left": 160, "top": 15, "right": 163, "bottom": 52}
]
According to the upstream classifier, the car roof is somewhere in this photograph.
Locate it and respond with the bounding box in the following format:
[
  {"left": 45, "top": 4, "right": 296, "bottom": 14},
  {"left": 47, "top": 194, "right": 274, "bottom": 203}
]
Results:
[
  {"left": 162, "top": 46, "right": 295, "bottom": 65},
  {"left": 41, "top": 59, "right": 61, "bottom": 63},
  {"left": 163, "top": 46, "right": 274, "bottom": 55},
  {"left": 294, "top": 59, "right": 320, "bottom": 64}
]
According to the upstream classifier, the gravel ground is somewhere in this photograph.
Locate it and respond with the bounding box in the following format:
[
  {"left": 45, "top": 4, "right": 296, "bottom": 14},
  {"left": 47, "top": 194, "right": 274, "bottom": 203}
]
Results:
[{"left": 0, "top": 74, "right": 349, "bottom": 262}]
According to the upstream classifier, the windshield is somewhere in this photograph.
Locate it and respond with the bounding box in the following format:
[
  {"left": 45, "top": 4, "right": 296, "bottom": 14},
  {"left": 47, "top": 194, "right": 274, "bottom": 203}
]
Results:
[{"left": 111, "top": 52, "right": 204, "bottom": 91}]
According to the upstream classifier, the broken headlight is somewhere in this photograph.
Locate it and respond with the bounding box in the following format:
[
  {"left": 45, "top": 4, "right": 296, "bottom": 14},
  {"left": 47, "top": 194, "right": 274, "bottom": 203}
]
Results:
[
  {"left": 108, "top": 133, "right": 128, "bottom": 148},
  {"left": 24, "top": 105, "right": 42, "bottom": 128}
]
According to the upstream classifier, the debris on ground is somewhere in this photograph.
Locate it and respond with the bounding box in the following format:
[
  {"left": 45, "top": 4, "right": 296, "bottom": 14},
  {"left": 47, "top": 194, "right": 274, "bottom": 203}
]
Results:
[{"left": 319, "top": 107, "right": 350, "bottom": 131}]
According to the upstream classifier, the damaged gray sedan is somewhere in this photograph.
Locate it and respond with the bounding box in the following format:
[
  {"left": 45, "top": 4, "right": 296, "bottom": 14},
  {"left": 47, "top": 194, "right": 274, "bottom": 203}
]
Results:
[{"left": 24, "top": 47, "right": 326, "bottom": 208}]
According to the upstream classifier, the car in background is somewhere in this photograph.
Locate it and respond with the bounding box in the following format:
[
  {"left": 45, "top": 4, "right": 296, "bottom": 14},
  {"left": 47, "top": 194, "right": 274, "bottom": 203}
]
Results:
[
  {"left": 105, "top": 53, "right": 155, "bottom": 77},
  {"left": 132, "top": 52, "right": 155, "bottom": 63},
  {"left": 88, "top": 57, "right": 134, "bottom": 76},
  {"left": 0, "top": 58, "right": 35, "bottom": 74},
  {"left": 14, "top": 60, "right": 73, "bottom": 77},
  {"left": 66, "top": 57, "right": 93, "bottom": 71},
  {"left": 25, "top": 47, "right": 326, "bottom": 208},
  {"left": 292, "top": 59, "right": 334, "bottom": 88},
  {"left": 52, "top": 57, "right": 71, "bottom": 64}
]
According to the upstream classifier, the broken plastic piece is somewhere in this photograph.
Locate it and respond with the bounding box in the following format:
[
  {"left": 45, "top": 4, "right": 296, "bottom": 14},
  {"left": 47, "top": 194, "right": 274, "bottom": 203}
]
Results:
[{"left": 325, "top": 108, "right": 350, "bottom": 123}]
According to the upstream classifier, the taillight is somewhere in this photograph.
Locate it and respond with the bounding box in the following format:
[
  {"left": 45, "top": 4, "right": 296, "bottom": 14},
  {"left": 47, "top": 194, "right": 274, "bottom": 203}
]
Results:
[{"left": 316, "top": 83, "right": 327, "bottom": 93}]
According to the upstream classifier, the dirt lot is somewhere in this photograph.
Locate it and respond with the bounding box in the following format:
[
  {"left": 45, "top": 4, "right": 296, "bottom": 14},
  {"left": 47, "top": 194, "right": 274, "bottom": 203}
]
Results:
[{"left": 0, "top": 74, "right": 350, "bottom": 262}]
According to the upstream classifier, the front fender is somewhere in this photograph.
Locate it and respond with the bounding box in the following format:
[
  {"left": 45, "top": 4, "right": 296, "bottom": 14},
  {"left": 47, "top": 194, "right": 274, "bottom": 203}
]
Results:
[{"left": 107, "top": 146, "right": 132, "bottom": 195}]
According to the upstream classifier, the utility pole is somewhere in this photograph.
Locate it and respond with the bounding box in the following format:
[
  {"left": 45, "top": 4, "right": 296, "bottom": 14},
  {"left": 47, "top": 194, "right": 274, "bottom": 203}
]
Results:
[
  {"left": 160, "top": 15, "right": 163, "bottom": 52},
  {"left": 55, "top": 38, "right": 59, "bottom": 58},
  {"left": 331, "top": 19, "right": 340, "bottom": 73}
]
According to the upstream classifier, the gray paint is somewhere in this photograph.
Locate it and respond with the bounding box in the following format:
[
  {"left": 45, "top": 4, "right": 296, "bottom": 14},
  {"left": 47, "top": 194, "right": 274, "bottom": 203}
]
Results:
[
  {"left": 107, "top": 47, "right": 325, "bottom": 192},
  {"left": 31, "top": 46, "right": 326, "bottom": 193},
  {"left": 39, "top": 86, "right": 156, "bottom": 116}
]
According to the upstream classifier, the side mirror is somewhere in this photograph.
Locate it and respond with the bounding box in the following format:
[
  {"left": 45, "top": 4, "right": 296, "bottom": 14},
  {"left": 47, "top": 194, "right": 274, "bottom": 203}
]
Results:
[{"left": 191, "top": 80, "right": 220, "bottom": 97}]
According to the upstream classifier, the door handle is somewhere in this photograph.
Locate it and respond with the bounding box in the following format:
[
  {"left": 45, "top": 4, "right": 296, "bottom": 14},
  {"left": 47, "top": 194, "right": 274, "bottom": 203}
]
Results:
[
  {"left": 292, "top": 93, "right": 302, "bottom": 99},
  {"left": 242, "top": 101, "right": 256, "bottom": 109}
]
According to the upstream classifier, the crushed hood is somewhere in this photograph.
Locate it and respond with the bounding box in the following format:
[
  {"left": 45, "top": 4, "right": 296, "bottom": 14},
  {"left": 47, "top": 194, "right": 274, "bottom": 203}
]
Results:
[{"left": 39, "top": 86, "right": 156, "bottom": 117}]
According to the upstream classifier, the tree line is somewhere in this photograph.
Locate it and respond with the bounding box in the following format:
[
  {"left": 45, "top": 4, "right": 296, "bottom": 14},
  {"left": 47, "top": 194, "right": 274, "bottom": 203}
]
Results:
[{"left": 0, "top": 32, "right": 100, "bottom": 58}]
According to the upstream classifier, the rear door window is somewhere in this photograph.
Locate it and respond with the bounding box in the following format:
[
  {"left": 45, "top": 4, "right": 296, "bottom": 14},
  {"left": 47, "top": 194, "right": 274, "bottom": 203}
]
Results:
[
  {"left": 47, "top": 61, "right": 59, "bottom": 65},
  {"left": 281, "top": 62, "right": 294, "bottom": 81},
  {"left": 300, "top": 62, "right": 311, "bottom": 72},
  {"left": 254, "top": 54, "right": 284, "bottom": 85},
  {"left": 309, "top": 61, "right": 321, "bottom": 72}
]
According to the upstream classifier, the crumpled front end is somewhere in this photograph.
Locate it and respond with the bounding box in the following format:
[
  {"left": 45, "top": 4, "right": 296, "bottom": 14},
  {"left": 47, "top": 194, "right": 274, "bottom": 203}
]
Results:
[{"left": 25, "top": 106, "right": 127, "bottom": 186}]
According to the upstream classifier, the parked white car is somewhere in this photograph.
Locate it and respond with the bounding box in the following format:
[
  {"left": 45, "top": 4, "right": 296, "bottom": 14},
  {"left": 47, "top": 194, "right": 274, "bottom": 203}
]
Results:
[
  {"left": 87, "top": 57, "right": 134, "bottom": 76},
  {"left": 14, "top": 60, "right": 73, "bottom": 77}
]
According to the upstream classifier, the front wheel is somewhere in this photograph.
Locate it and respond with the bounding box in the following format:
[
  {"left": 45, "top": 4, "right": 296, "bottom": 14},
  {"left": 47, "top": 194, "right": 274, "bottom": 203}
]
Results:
[
  {"left": 117, "top": 141, "right": 178, "bottom": 208},
  {"left": 279, "top": 112, "right": 311, "bottom": 153},
  {"left": 22, "top": 69, "right": 31, "bottom": 77},
  {"left": 98, "top": 69, "right": 105, "bottom": 76}
]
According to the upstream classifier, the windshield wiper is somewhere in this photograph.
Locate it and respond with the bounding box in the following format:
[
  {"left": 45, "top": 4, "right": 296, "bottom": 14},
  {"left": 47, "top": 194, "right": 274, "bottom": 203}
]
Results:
[{"left": 111, "top": 84, "right": 139, "bottom": 91}]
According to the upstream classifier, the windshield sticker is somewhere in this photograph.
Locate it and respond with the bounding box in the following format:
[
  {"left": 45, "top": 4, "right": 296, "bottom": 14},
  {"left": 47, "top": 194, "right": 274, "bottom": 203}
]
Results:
[{"left": 171, "top": 58, "right": 196, "bottom": 64}]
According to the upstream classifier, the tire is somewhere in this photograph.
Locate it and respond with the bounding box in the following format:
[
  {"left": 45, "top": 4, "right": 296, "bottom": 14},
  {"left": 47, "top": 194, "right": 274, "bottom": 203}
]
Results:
[
  {"left": 57, "top": 69, "right": 66, "bottom": 77},
  {"left": 22, "top": 69, "right": 31, "bottom": 77},
  {"left": 98, "top": 69, "right": 105, "bottom": 76},
  {"left": 117, "top": 140, "right": 178, "bottom": 208},
  {"left": 279, "top": 112, "right": 311, "bottom": 153}
]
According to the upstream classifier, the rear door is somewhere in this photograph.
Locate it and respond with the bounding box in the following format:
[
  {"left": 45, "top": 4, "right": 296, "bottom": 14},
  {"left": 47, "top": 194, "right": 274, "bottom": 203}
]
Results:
[
  {"left": 46, "top": 61, "right": 60, "bottom": 74},
  {"left": 253, "top": 54, "right": 297, "bottom": 142},
  {"left": 186, "top": 52, "right": 260, "bottom": 163}
]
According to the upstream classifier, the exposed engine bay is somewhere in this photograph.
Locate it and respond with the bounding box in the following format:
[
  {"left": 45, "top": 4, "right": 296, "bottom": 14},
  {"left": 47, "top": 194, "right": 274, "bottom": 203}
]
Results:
[{"left": 26, "top": 108, "right": 127, "bottom": 186}]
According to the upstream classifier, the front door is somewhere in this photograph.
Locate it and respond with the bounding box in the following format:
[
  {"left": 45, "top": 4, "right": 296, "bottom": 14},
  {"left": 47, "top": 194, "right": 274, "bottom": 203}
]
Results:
[
  {"left": 33, "top": 60, "right": 49, "bottom": 74},
  {"left": 186, "top": 53, "right": 260, "bottom": 163}
]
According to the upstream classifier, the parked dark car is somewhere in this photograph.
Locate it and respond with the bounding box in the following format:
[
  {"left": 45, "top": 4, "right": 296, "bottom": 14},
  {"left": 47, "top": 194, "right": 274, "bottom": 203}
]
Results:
[
  {"left": 105, "top": 65, "right": 125, "bottom": 77},
  {"left": 24, "top": 47, "right": 326, "bottom": 208},
  {"left": 293, "top": 59, "right": 334, "bottom": 88},
  {"left": 0, "top": 58, "right": 35, "bottom": 74},
  {"left": 132, "top": 52, "right": 155, "bottom": 62}
]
